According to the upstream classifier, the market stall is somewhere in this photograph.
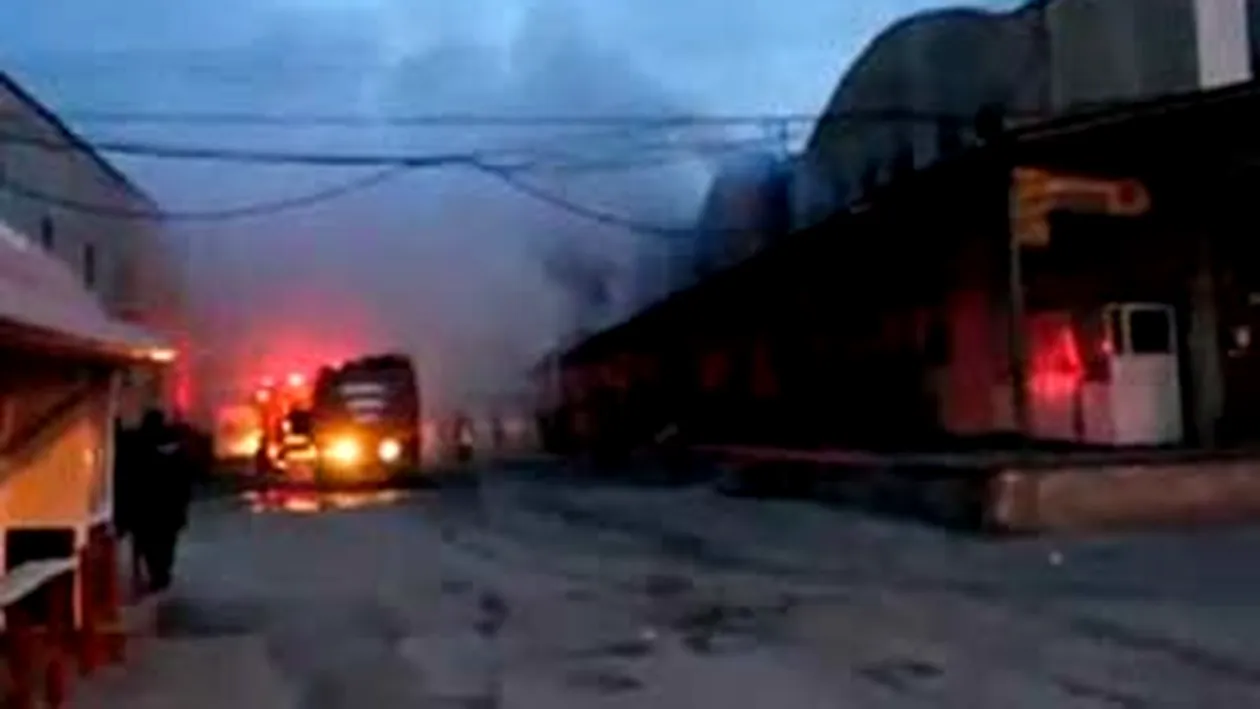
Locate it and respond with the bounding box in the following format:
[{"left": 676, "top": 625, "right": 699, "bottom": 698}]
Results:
[{"left": 0, "top": 219, "right": 172, "bottom": 706}]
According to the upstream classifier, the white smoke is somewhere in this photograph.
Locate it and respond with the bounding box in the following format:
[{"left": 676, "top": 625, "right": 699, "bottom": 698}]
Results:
[{"left": 0, "top": 0, "right": 1020, "bottom": 420}]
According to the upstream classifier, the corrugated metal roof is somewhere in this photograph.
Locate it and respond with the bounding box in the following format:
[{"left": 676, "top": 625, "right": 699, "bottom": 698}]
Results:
[
  {"left": 0, "top": 218, "right": 167, "bottom": 358},
  {"left": 0, "top": 70, "right": 157, "bottom": 212}
]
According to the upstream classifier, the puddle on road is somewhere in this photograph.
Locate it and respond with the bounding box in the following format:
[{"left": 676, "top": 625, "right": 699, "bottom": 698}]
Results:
[
  {"left": 565, "top": 666, "right": 644, "bottom": 694},
  {"left": 649, "top": 587, "right": 798, "bottom": 657},
  {"left": 442, "top": 579, "right": 474, "bottom": 596},
  {"left": 156, "top": 597, "right": 269, "bottom": 639},
  {"left": 569, "top": 637, "right": 656, "bottom": 660},
  {"left": 675, "top": 602, "right": 767, "bottom": 655},
  {"left": 1053, "top": 677, "right": 1151, "bottom": 709},
  {"left": 855, "top": 657, "right": 944, "bottom": 693},
  {"left": 475, "top": 590, "right": 511, "bottom": 638},
  {"left": 642, "top": 572, "right": 695, "bottom": 599},
  {"left": 242, "top": 488, "right": 407, "bottom": 515}
]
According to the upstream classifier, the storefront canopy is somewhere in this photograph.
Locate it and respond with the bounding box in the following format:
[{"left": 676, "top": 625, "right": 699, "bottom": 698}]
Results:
[
  {"left": 1014, "top": 79, "right": 1260, "bottom": 173},
  {"left": 0, "top": 219, "right": 170, "bottom": 362}
]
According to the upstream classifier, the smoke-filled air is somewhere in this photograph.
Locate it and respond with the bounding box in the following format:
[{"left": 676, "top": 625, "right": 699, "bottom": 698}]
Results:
[{"left": 0, "top": 0, "right": 976, "bottom": 420}]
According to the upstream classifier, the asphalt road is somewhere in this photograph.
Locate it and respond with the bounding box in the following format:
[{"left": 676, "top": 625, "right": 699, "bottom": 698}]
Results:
[{"left": 76, "top": 462, "right": 1260, "bottom": 708}]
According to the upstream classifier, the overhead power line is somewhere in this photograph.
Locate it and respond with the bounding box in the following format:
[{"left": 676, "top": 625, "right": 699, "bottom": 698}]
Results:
[
  {"left": 0, "top": 124, "right": 801, "bottom": 167},
  {"left": 4, "top": 127, "right": 737, "bottom": 169},
  {"left": 0, "top": 129, "right": 483, "bottom": 166},
  {"left": 0, "top": 132, "right": 794, "bottom": 223},
  {"left": 474, "top": 162, "right": 689, "bottom": 237},
  {"left": 0, "top": 104, "right": 813, "bottom": 229},
  {"left": 49, "top": 107, "right": 1005, "bottom": 129},
  {"left": 3, "top": 157, "right": 692, "bottom": 231},
  {"left": 0, "top": 165, "right": 413, "bottom": 221},
  {"left": 503, "top": 132, "right": 804, "bottom": 174}
]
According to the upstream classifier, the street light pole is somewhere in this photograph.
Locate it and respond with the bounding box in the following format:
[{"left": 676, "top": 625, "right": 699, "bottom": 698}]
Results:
[{"left": 978, "top": 106, "right": 1029, "bottom": 439}]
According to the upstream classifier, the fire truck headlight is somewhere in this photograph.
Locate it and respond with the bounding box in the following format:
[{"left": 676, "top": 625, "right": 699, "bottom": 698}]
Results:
[
  {"left": 324, "top": 437, "right": 361, "bottom": 466},
  {"left": 378, "top": 438, "right": 402, "bottom": 463}
]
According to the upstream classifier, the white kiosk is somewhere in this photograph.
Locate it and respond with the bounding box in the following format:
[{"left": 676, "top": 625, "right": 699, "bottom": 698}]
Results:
[
  {"left": 1086, "top": 302, "right": 1184, "bottom": 446},
  {"left": 1025, "top": 303, "right": 1183, "bottom": 447}
]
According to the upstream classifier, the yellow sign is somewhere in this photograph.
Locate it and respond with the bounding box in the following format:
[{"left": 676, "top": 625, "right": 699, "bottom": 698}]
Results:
[{"left": 1011, "top": 167, "right": 1151, "bottom": 248}]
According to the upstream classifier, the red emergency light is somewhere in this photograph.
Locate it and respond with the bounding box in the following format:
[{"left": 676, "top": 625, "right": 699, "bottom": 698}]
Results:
[{"left": 287, "top": 372, "right": 306, "bottom": 388}]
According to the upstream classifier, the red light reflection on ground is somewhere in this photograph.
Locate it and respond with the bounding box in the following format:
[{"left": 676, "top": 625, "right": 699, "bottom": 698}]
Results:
[{"left": 242, "top": 488, "right": 405, "bottom": 515}]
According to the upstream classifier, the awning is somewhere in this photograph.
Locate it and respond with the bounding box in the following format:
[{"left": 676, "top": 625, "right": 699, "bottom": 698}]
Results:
[
  {"left": 0, "top": 219, "right": 171, "bottom": 362},
  {"left": 1013, "top": 79, "right": 1260, "bottom": 173}
]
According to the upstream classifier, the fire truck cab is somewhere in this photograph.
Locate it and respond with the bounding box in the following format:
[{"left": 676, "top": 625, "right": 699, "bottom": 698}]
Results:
[{"left": 309, "top": 354, "right": 421, "bottom": 483}]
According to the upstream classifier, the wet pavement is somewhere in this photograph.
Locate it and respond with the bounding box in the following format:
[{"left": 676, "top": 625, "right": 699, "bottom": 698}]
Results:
[{"left": 74, "top": 463, "right": 1260, "bottom": 707}]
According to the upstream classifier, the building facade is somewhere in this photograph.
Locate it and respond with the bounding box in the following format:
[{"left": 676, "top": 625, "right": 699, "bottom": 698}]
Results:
[
  {"left": 791, "top": 0, "right": 1254, "bottom": 448},
  {"left": 686, "top": 153, "right": 793, "bottom": 287},
  {"left": 799, "top": 0, "right": 1253, "bottom": 226},
  {"left": 546, "top": 0, "right": 1260, "bottom": 456},
  {"left": 0, "top": 73, "right": 187, "bottom": 420},
  {"left": 685, "top": 0, "right": 1256, "bottom": 288}
]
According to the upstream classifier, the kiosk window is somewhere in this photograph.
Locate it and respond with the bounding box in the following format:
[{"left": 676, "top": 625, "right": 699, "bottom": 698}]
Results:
[{"left": 1129, "top": 309, "right": 1172, "bottom": 354}]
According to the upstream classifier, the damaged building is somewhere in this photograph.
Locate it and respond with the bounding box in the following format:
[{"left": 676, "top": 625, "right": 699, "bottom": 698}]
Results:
[{"left": 540, "top": 0, "right": 1260, "bottom": 457}]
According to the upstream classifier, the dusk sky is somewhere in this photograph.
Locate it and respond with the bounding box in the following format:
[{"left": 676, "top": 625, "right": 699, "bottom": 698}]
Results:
[{"left": 0, "top": 0, "right": 1019, "bottom": 415}]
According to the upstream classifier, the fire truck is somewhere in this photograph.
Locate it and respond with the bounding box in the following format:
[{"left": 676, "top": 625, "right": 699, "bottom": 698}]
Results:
[
  {"left": 245, "top": 353, "right": 420, "bottom": 483},
  {"left": 308, "top": 353, "right": 422, "bottom": 482}
]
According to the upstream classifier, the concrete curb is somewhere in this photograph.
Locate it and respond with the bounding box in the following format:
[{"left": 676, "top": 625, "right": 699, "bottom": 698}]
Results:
[
  {"left": 991, "top": 459, "right": 1260, "bottom": 533},
  {"left": 699, "top": 445, "right": 1260, "bottom": 535}
]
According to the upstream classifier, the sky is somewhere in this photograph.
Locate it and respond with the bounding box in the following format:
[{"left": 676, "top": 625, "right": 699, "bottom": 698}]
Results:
[{"left": 0, "top": 0, "right": 1018, "bottom": 418}]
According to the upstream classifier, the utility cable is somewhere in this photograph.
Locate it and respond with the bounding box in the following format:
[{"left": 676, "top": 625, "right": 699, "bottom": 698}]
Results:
[
  {"left": 473, "top": 161, "right": 689, "bottom": 237},
  {"left": 0, "top": 164, "right": 414, "bottom": 221},
  {"left": 0, "top": 124, "right": 799, "bottom": 167},
  {"left": 475, "top": 157, "right": 800, "bottom": 239},
  {"left": 0, "top": 130, "right": 481, "bottom": 166},
  {"left": 53, "top": 107, "right": 977, "bottom": 129},
  {"left": 0, "top": 133, "right": 793, "bottom": 223},
  {"left": 499, "top": 132, "right": 801, "bottom": 174}
]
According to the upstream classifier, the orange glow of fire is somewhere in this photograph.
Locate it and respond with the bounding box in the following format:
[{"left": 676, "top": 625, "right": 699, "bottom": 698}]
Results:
[{"left": 174, "top": 376, "right": 192, "bottom": 416}]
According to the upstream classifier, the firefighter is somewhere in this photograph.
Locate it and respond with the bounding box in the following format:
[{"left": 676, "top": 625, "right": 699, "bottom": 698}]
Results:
[
  {"left": 129, "top": 409, "right": 193, "bottom": 593},
  {"left": 112, "top": 419, "right": 142, "bottom": 591}
]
